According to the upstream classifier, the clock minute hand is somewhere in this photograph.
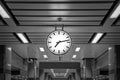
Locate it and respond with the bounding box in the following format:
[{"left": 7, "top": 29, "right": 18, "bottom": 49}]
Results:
[{"left": 60, "top": 40, "right": 70, "bottom": 42}]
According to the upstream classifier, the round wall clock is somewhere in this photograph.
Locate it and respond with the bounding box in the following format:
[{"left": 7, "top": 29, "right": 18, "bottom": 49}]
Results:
[{"left": 47, "top": 30, "right": 71, "bottom": 55}]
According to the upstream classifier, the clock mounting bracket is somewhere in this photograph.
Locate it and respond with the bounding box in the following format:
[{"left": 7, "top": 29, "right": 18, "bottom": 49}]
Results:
[{"left": 54, "top": 24, "right": 64, "bottom": 31}]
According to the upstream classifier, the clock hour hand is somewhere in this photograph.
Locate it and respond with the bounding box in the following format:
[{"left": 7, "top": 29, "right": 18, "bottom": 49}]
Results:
[
  {"left": 55, "top": 40, "right": 70, "bottom": 47},
  {"left": 55, "top": 41, "right": 61, "bottom": 47}
]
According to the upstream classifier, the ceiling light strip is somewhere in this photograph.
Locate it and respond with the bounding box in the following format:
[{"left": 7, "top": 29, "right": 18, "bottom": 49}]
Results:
[
  {"left": 91, "top": 33, "right": 104, "bottom": 44},
  {"left": 51, "top": 69, "right": 56, "bottom": 77},
  {"left": 0, "top": 5, "right": 10, "bottom": 18},
  {"left": 110, "top": 3, "right": 120, "bottom": 18},
  {"left": 64, "top": 69, "right": 69, "bottom": 77},
  {"left": 16, "top": 33, "right": 29, "bottom": 43}
]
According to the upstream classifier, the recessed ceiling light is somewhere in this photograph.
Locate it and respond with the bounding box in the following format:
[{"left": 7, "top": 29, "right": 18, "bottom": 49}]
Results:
[
  {"left": 51, "top": 69, "right": 56, "bottom": 77},
  {"left": 72, "top": 55, "right": 77, "bottom": 58},
  {"left": 108, "top": 47, "right": 112, "bottom": 50},
  {"left": 110, "top": 3, "right": 120, "bottom": 18},
  {"left": 16, "top": 33, "right": 29, "bottom": 43},
  {"left": 75, "top": 47, "right": 80, "bottom": 52},
  {"left": 43, "top": 55, "right": 48, "bottom": 58},
  {"left": 64, "top": 69, "right": 69, "bottom": 77},
  {"left": 0, "top": 5, "right": 10, "bottom": 18},
  {"left": 91, "top": 33, "right": 104, "bottom": 44},
  {"left": 39, "top": 47, "right": 45, "bottom": 52},
  {"left": 7, "top": 47, "right": 12, "bottom": 51}
]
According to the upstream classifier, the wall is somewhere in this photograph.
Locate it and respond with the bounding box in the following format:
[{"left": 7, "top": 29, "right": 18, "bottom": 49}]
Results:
[
  {"left": 11, "top": 49, "right": 28, "bottom": 80},
  {"left": 95, "top": 50, "right": 108, "bottom": 69}
]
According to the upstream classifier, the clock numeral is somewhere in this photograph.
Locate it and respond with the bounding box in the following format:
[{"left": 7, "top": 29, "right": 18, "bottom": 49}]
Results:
[
  {"left": 67, "top": 42, "right": 70, "bottom": 43},
  {"left": 63, "top": 50, "right": 65, "bottom": 52},
  {"left": 58, "top": 50, "right": 60, "bottom": 54},
  {"left": 48, "top": 41, "right": 51, "bottom": 43},
  {"left": 66, "top": 46, "right": 69, "bottom": 49},
  {"left": 53, "top": 50, "right": 55, "bottom": 52},
  {"left": 49, "top": 46, "right": 52, "bottom": 48},
  {"left": 66, "top": 36, "right": 70, "bottom": 38},
  {"left": 58, "top": 31, "right": 60, "bottom": 35},
  {"left": 49, "top": 36, "right": 52, "bottom": 39},
  {"left": 53, "top": 33, "right": 55, "bottom": 35}
]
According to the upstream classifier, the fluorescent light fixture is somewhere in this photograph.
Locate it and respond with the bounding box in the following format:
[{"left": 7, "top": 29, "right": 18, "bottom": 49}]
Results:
[
  {"left": 51, "top": 69, "right": 56, "bottom": 77},
  {"left": 39, "top": 47, "right": 45, "bottom": 52},
  {"left": 108, "top": 47, "right": 112, "bottom": 50},
  {"left": 64, "top": 69, "right": 69, "bottom": 77},
  {"left": 75, "top": 47, "right": 80, "bottom": 52},
  {"left": 43, "top": 55, "right": 48, "bottom": 58},
  {"left": 0, "top": 5, "right": 10, "bottom": 18},
  {"left": 92, "top": 33, "right": 103, "bottom": 44},
  {"left": 16, "top": 33, "right": 29, "bottom": 43},
  {"left": 110, "top": 4, "right": 120, "bottom": 18},
  {"left": 72, "top": 55, "right": 77, "bottom": 58}
]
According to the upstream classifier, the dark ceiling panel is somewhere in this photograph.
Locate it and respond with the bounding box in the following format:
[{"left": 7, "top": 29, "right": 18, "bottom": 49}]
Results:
[
  {"left": 0, "top": 20, "right": 5, "bottom": 26},
  {"left": 16, "top": 17, "right": 104, "bottom": 21},
  {"left": 100, "top": 33, "right": 120, "bottom": 44},
  {"left": 0, "top": 33, "right": 20, "bottom": 44},
  {"left": 19, "top": 22, "right": 101, "bottom": 26},
  {"left": 116, "top": 22, "right": 120, "bottom": 25},
  {"left": 12, "top": 11, "right": 107, "bottom": 16},
  {"left": 112, "top": 17, "right": 120, "bottom": 26},
  {"left": 53, "top": 69, "right": 66, "bottom": 73},
  {"left": 7, "top": 3, "right": 113, "bottom": 10},
  {"left": 29, "top": 38, "right": 46, "bottom": 42},
  {"left": 72, "top": 38, "right": 90, "bottom": 42},
  {"left": 39, "top": 62, "right": 80, "bottom": 69},
  {"left": 5, "top": 0, "right": 115, "bottom": 1},
  {"left": 0, "top": 17, "right": 7, "bottom": 26}
]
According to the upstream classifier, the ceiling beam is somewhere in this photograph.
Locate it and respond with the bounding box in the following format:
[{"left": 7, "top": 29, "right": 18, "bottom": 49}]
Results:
[{"left": 0, "top": 26, "right": 120, "bottom": 33}]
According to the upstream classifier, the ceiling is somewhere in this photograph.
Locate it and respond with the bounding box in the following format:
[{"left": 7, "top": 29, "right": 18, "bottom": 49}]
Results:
[
  {"left": 0, "top": 0, "right": 119, "bottom": 61},
  {"left": 0, "top": 0, "right": 119, "bottom": 62},
  {"left": 0, "top": 0, "right": 120, "bottom": 44}
]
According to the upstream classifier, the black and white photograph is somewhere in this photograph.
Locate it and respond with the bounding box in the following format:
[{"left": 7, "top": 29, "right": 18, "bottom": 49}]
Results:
[{"left": 0, "top": 0, "right": 120, "bottom": 80}]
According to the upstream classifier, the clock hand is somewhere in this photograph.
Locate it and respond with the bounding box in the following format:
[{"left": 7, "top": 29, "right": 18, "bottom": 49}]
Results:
[
  {"left": 55, "top": 41, "right": 61, "bottom": 47},
  {"left": 55, "top": 40, "right": 70, "bottom": 47},
  {"left": 60, "top": 40, "right": 70, "bottom": 42}
]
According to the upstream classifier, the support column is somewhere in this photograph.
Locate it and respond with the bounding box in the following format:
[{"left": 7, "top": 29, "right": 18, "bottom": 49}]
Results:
[
  {"left": 0, "top": 45, "right": 5, "bottom": 80},
  {"left": 0, "top": 45, "right": 12, "bottom": 80},
  {"left": 115, "top": 45, "right": 120, "bottom": 80},
  {"left": 108, "top": 46, "right": 116, "bottom": 80},
  {"left": 5, "top": 46, "right": 12, "bottom": 80},
  {"left": 71, "top": 73, "right": 76, "bottom": 80},
  {"left": 39, "top": 69, "right": 44, "bottom": 80},
  {"left": 76, "top": 69, "right": 81, "bottom": 80},
  {"left": 82, "top": 58, "right": 94, "bottom": 80},
  {"left": 44, "top": 72, "right": 48, "bottom": 80}
]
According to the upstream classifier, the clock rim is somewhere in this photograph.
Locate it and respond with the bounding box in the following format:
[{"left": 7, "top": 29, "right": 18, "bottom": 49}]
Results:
[{"left": 46, "top": 30, "right": 72, "bottom": 55}]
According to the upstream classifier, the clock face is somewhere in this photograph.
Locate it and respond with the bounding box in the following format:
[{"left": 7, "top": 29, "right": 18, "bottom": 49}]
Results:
[{"left": 47, "top": 30, "right": 71, "bottom": 55}]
